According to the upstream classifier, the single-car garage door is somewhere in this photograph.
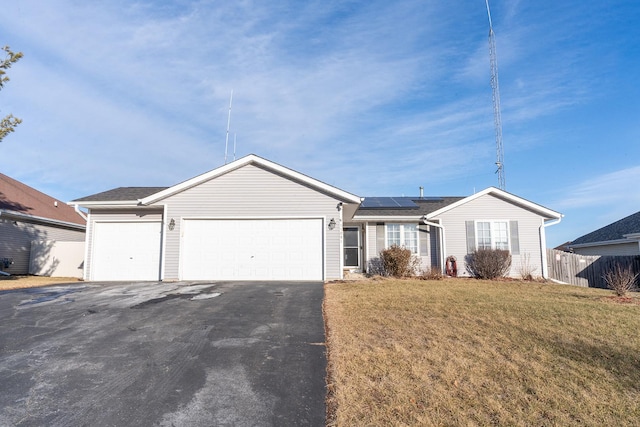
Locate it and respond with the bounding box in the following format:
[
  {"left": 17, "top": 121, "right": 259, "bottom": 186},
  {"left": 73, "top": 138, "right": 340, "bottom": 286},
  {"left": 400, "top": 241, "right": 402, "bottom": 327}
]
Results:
[
  {"left": 91, "top": 222, "right": 162, "bottom": 281},
  {"left": 181, "top": 218, "right": 323, "bottom": 281}
]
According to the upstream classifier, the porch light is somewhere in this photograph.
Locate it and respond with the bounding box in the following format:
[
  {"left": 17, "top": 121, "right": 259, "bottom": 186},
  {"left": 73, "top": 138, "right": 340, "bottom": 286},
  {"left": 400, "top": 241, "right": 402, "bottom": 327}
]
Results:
[
  {"left": 328, "top": 218, "right": 336, "bottom": 230},
  {"left": 168, "top": 218, "right": 176, "bottom": 231}
]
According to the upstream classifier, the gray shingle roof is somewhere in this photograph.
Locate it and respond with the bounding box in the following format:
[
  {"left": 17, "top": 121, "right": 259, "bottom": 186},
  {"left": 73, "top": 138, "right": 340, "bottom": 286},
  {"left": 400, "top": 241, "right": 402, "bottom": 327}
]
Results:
[
  {"left": 571, "top": 210, "right": 640, "bottom": 245},
  {"left": 355, "top": 197, "right": 465, "bottom": 216},
  {"left": 72, "top": 187, "right": 169, "bottom": 202}
]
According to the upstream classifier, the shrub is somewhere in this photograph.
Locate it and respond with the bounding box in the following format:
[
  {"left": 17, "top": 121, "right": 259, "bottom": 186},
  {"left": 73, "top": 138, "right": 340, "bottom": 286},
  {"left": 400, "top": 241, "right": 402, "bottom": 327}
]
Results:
[
  {"left": 465, "top": 248, "right": 512, "bottom": 279},
  {"left": 518, "top": 252, "right": 538, "bottom": 281},
  {"left": 379, "top": 245, "right": 421, "bottom": 277},
  {"left": 419, "top": 268, "right": 443, "bottom": 280},
  {"left": 603, "top": 264, "right": 639, "bottom": 297}
]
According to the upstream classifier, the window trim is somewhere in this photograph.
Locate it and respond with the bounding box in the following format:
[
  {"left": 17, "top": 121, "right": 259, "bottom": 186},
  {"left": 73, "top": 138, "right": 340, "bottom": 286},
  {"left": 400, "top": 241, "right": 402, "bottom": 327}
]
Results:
[
  {"left": 385, "top": 223, "right": 419, "bottom": 255},
  {"left": 474, "top": 220, "right": 511, "bottom": 251}
]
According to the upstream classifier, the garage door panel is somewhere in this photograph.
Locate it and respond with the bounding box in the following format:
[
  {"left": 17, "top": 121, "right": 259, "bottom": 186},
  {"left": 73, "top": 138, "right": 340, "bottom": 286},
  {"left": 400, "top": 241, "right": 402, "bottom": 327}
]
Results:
[
  {"left": 92, "top": 222, "right": 162, "bottom": 281},
  {"left": 181, "top": 219, "right": 322, "bottom": 281}
]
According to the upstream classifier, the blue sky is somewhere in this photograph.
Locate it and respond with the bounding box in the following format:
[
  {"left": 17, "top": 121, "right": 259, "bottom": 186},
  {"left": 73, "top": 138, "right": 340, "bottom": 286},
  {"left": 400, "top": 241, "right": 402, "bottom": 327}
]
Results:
[{"left": 1, "top": 0, "right": 639, "bottom": 247}]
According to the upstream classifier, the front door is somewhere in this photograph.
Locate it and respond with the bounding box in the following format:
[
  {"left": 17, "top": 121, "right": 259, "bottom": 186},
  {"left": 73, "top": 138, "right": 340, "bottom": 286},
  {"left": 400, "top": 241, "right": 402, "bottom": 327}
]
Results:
[{"left": 343, "top": 227, "right": 360, "bottom": 269}]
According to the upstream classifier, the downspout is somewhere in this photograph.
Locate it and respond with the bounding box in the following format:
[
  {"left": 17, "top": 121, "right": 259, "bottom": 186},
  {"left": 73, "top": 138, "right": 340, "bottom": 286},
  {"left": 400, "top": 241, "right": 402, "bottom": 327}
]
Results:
[
  {"left": 83, "top": 211, "right": 92, "bottom": 281},
  {"left": 72, "top": 204, "right": 88, "bottom": 221},
  {"left": 540, "top": 216, "right": 563, "bottom": 279},
  {"left": 421, "top": 216, "right": 446, "bottom": 274},
  {"left": 338, "top": 202, "right": 344, "bottom": 280}
]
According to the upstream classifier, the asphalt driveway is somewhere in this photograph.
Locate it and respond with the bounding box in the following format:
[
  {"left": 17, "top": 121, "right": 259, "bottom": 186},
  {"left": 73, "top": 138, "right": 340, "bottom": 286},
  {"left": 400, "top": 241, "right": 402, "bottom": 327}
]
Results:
[{"left": 0, "top": 281, "right": 326, "bottom": 426}]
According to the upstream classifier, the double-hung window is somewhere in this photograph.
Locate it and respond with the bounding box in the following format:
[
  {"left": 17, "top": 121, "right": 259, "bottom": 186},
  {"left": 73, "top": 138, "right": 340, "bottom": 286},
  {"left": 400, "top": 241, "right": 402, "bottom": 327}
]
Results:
[
  {"left": 386, "top": 224, "right": 418, "bottom": 254},
  {"left": 476, "top": 220, "right": 509, "bottom": 250}
]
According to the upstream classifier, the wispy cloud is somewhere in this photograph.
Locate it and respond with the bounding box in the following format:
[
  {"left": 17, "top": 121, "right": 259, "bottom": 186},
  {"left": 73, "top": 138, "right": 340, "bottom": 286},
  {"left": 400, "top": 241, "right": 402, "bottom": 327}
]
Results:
[
  {"left": 0, "top": 0, "right": 637, "bottom": 213},
  {"left": 553, "top": 166, "right": 640, "bottom": 211}
]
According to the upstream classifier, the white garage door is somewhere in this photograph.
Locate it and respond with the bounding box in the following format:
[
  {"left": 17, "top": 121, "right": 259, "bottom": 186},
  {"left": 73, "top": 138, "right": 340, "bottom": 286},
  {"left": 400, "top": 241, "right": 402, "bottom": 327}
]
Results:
[
  {"left": 181, "top": 219, "right": 323, "bottom": 281},
  {"left": 91, "top": 222, "right": 162, "bottom": 281}
]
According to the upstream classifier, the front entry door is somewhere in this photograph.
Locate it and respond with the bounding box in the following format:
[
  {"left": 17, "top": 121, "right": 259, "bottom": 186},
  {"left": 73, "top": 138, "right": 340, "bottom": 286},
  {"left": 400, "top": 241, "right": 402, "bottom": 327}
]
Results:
[{"left": 343, "top": 227, "right": 360, "bottom": 269}]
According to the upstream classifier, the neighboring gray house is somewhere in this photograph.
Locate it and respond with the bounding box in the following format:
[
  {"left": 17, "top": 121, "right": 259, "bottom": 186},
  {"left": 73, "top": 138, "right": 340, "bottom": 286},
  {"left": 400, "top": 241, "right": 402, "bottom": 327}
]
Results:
[
  {"left": 71, "top": 154, "right": 562, "bottom": 282},
  {"left": 568, "top": 211, "right": 640, "bottom": 256},
  {"left": 1, "top": 173, "right": 86, "bottom": 276}
]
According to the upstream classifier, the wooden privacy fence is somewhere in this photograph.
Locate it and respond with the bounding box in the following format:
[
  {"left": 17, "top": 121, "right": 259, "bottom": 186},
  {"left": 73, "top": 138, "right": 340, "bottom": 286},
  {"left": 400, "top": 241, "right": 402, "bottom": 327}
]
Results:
[{"left": 546, "top": 249, "right": 640, "bottom": 288}]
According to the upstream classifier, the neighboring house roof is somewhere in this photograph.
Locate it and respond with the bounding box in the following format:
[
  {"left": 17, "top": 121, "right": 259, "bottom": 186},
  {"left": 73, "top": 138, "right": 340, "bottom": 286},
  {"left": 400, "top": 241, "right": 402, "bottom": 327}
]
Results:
[
  {"left": 570, "top": 210, "right": 640, "bottom": 246},
  {"left": 554, "top": 241, "right": 573, "bottom": 252},
  {"left": 72, "top": 154, "right": 362, "bottom": 206},
  {"left": 0, "top": 173, "right": 86, "bottom": 228}
]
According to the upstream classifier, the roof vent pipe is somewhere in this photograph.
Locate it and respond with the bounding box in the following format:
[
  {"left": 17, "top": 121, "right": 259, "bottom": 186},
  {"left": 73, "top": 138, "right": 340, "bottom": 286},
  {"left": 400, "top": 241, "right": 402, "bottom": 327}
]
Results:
[{"left": 419, "top": 186, "right": 424, "bottom": 198}]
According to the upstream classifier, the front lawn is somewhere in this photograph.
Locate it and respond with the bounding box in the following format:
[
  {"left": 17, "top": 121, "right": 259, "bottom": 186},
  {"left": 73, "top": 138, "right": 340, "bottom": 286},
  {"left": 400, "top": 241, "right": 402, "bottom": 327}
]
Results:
[
  {"left": 324, "top": 278, "right": 640, "bottom": 426},
  {"left": 0, "top": 275, "right": 82, "bottom": 291}
]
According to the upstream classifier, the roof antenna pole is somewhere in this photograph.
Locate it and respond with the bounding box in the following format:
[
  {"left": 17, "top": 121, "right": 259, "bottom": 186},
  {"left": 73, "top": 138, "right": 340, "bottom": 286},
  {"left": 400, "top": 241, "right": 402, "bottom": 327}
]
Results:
[
  {"left": 485, "top": 0, "right": 506, "bottom": 190},
  {"left": 224, "top": 90, "right": 233, "bottom": 164},
  {"left": 233, "top": 133, "right": 237, "bottom": 161}
]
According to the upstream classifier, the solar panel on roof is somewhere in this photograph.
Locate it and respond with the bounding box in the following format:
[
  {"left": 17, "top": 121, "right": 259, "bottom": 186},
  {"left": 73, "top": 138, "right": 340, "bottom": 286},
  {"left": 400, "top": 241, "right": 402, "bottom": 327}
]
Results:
[
  {"left": 360, "top": 197, "right": 418, "bottom": 209},
  {"left": 394, "top": 197, "right": 419, "bottom": 207}
]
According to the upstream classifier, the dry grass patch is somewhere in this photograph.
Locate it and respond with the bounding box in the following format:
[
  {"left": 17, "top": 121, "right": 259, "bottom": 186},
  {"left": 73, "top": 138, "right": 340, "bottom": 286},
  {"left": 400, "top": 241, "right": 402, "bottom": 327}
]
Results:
[
  {"left": 0, "top": 275, "right": 82, "bottom": 291},
  {"left": 324, "top": 278, "right": 640, "bottom": 426}
]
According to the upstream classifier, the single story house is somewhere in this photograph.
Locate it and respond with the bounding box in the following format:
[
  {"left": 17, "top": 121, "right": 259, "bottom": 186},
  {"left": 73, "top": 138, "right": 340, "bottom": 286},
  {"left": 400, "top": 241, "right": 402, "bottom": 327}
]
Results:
[
  {"left": 568, "top": 211, "right": 640, "bottom": 256},
  {"left": 71, "top": 154, "right": 562, "bottom": 282},
  {"left": 1, "top": 173, "right": 86, "bottom": 276}
]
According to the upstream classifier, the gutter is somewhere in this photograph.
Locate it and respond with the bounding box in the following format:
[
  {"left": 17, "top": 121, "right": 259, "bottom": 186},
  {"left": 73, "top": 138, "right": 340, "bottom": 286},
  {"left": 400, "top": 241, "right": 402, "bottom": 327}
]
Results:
[
  {"left": 0, "top": 210, "right": 86, "bottom": 231},
  {"left": 540, "top": 216, "right": 563, "bottom": 279},
  {"left": 569, "top": 238, "right": 637, "bottom": 249},
  {"left": 352, "top": 215, "right": 424, "bottom": 221},
  {"left": 421, "top": 216, "right": 446, "bottom": 274},
  {"left": 68, "top": 200, "right": 141, "bottom": 208}
]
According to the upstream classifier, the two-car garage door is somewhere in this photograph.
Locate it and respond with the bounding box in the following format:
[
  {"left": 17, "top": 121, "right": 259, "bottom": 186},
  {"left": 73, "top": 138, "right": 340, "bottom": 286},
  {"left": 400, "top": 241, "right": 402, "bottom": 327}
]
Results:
[{"left": 181, "top": 218, "right": 323, "bottom": 281}]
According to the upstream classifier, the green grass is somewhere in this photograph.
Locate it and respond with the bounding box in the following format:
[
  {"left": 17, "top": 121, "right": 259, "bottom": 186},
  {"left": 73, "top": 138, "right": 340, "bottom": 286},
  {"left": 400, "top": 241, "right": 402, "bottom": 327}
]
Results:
[{"left": 324, "top": 278, "right": 640, "bottom": 426}]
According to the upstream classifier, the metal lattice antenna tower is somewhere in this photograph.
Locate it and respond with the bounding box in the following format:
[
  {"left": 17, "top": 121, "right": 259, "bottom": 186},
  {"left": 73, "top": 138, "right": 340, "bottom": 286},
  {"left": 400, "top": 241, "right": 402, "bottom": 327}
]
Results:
[{"left": 486, "top": 0, "right": 505, "bottom": 189}]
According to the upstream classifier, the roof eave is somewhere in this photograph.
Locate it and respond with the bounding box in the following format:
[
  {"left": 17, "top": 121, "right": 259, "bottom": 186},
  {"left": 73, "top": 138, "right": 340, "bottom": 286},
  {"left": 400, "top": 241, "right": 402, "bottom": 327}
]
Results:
[{"left": 425, "top": 187, "right": 562, "bottom": 220}]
